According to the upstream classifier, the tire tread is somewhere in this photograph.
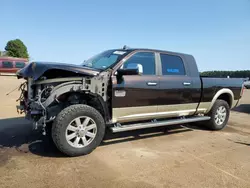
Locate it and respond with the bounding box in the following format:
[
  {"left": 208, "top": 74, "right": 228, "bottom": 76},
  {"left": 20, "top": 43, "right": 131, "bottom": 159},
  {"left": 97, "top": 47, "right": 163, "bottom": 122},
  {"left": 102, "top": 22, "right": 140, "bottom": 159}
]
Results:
[
  {"left": 205, "top": 99, "right": 230, "bottom": 130},
  {"left": 52, "top": 104, "right": 105, "bottom": 156}
]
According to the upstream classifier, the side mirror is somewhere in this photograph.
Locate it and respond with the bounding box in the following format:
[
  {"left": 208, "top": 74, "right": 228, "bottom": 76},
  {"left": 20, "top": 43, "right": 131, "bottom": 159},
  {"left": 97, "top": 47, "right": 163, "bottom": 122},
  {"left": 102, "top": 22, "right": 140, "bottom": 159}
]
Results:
[
  {"left": 117, "top": 63, "right": 143, "bottom": 76},
  {"left": 117, "top": 68, "right": 139, "bottom": 76}
]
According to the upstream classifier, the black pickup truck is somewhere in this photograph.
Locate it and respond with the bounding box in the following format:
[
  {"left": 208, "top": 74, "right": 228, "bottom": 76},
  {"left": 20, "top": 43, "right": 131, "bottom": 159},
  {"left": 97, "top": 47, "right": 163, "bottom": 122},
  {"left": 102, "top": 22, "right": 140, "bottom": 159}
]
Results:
[{"left": 16, "top": 48, "right": 244, "bottom": 156}]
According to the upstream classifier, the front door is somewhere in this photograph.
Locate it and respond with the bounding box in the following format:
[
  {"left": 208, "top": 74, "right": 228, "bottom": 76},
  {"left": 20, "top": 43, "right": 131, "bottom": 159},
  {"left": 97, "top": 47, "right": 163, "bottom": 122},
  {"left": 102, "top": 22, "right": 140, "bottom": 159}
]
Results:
[{"left": 111, "top": 51, "right": 160, "bottom": 123}]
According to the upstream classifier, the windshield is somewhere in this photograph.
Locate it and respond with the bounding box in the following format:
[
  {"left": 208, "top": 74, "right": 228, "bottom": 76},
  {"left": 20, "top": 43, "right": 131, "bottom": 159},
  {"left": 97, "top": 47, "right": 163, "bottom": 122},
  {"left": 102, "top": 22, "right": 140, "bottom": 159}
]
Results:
[{"left": 82, "top": 50, "right": 128, "bottom": 70}]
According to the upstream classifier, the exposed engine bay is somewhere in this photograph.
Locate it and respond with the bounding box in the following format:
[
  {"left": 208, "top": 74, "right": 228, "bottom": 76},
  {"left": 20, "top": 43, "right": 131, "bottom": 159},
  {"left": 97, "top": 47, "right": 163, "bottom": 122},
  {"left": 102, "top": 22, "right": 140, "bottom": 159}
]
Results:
[{"left": 17, "top": 70, "right": 111, "bottom": 134}]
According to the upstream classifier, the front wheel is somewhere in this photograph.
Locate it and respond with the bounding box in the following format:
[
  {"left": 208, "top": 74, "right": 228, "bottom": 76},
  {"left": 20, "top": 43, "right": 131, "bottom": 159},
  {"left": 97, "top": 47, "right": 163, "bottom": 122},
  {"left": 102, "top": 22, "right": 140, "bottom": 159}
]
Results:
[
  {"left": 205, "top": 99, "right": 230, "bottom": 130},
  {"left": 52, "top": 104, "right": 105, "bottom": 156}
]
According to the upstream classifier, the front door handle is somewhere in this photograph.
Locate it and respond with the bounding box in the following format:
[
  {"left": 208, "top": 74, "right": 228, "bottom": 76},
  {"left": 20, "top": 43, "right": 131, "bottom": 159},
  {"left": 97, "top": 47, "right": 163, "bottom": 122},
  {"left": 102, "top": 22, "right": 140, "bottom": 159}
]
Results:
[
  {"left": 183, "top": 82, "right": 191, "bottom": 86},
  {"left": 147, "top": 82, "right": 157, "bottom": 86}
]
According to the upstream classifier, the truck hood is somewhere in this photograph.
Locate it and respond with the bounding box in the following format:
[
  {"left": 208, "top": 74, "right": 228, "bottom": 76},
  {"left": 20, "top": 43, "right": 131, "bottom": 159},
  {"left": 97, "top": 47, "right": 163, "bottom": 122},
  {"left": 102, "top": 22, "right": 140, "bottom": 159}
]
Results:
[{"left": 16, "top": 62, "right": 100, "bottom": 80}]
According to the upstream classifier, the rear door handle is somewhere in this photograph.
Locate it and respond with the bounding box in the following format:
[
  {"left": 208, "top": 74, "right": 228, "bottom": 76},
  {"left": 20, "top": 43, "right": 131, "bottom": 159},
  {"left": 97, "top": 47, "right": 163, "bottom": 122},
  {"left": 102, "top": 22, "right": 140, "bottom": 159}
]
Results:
[
  {"left": 183, "top": 82, "right": 191, "bottom": 86},
  {"left": 147, "top": 82, "right": 157, "bottom": 86}
]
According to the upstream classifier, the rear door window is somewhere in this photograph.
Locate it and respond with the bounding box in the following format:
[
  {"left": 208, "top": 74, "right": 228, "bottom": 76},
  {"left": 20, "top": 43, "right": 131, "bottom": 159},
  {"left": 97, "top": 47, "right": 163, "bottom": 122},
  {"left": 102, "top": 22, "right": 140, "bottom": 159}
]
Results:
[
  {"left": 2, "top": 61, "right": 13, "bottom": 68},
  {"left": 15, "top": 62, "right": 26, "bottom": 68},
  {"left": 160, "top": 54, "right": 186, "bottom": 75}
]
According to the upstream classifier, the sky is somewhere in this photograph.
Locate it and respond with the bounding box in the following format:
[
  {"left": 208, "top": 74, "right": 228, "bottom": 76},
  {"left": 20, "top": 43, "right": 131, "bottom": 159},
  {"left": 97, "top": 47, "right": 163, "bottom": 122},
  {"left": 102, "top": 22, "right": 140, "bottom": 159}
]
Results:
[{"left": 1, "top": 0, "right": 250, "bottom": 71}]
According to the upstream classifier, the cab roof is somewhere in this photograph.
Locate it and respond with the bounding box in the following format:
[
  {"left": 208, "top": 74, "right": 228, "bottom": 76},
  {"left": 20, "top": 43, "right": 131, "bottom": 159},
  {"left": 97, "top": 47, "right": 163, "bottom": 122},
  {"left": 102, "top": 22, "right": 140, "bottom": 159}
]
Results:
[{"left": 116, "top": 47, "right": 192, "bottom": 57}]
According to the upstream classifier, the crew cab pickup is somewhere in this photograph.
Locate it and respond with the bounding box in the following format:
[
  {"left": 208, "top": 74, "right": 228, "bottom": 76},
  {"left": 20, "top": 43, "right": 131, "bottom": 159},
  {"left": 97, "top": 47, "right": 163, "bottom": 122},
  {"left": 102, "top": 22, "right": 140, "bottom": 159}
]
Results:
[{"left": 16, "top": 48, "right": 244, "bottom": 156}]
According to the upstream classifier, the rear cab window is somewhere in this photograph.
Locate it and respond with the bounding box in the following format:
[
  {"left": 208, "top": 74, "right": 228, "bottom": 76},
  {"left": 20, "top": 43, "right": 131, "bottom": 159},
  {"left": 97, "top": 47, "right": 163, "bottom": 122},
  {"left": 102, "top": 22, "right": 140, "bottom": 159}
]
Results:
[
  {"left": 2, "top": 61, "right": 13, "bottom": 68},
  {"left": 160, "top": 53, "right": 186, "bottom": 76}
]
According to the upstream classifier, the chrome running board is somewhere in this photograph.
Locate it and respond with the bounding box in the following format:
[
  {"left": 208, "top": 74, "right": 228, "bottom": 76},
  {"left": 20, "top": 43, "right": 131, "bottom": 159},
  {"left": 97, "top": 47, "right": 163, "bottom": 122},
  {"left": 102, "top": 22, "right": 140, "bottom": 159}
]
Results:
[{"left": 110, "top": 116, "right": 210, "bottom": 133}]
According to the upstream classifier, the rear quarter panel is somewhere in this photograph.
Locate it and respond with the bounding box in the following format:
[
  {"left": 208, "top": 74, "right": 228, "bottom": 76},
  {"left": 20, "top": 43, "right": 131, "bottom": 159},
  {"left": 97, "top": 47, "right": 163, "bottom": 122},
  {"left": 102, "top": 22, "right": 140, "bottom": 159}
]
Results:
[
  {"left": 202, "top": 77, "right": 243, "bottom": 101},
  {"left": 200, "top": 77, "right": 244, "bottom": 113}
]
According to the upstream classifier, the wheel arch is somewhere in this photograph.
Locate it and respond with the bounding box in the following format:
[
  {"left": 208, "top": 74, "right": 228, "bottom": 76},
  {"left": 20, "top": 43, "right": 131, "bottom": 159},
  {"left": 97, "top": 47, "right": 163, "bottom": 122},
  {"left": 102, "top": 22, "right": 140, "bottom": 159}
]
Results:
[
  {"left": 206, "top": 88, "right": 234, "bottom": 113},
  {"left": 59, "top": 91, "right": 111, "bottom": 123},
  {"left": 41, "top": 80, "right": 111, "bottom": 123}
]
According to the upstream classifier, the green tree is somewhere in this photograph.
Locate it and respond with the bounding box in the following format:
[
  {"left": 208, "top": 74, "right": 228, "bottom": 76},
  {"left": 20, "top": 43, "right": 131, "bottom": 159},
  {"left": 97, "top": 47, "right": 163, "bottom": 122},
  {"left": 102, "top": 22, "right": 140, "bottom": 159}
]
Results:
[{"left": 5, "top": 39, "right": 29, "bottom": 58}]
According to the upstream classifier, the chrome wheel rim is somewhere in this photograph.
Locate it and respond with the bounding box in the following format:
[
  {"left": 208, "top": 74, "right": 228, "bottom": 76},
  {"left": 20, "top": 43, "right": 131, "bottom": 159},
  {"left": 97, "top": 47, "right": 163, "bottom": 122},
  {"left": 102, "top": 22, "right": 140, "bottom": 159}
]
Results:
[
  {"left": 65, "top": 116, "right": 97, "bottom": 148},
  {"left": 215, "top": 106, "right": 227, "bottom": 126}
]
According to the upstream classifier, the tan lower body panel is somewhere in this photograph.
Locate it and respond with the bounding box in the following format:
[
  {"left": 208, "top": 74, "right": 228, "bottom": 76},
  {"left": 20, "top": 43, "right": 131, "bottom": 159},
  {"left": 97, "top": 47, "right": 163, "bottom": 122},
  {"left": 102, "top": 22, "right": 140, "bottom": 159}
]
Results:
[
  {"left": 112, "top": 103, "right": 208, "bottom": 123},
  {"left": 112, "top": 105, "right": 158, "bottom": 123},
  {"left": 198, "top": 102, "right": 210, "bottom": 110}
]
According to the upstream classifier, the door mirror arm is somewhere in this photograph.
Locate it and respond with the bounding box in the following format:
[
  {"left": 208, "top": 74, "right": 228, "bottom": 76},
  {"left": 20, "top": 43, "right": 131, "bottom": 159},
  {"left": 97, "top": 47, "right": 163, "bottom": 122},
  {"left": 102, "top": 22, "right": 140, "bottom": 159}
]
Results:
[
  {"left": 117, "top": 68, "right": 139, "bottom": 76},
  {"left": 115, "top": 68, "right": 139, "bottom": 84}
]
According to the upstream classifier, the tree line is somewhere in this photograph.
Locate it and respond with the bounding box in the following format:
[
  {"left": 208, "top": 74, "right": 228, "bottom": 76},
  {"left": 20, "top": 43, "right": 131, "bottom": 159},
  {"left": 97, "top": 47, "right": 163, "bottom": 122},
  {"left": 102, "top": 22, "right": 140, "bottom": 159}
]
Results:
[
  {"left": 1, "top": 39, "right": 29, "bottom": 59},
  {"left": 200, "top": 70, "right": 250, "bottom": 79}
]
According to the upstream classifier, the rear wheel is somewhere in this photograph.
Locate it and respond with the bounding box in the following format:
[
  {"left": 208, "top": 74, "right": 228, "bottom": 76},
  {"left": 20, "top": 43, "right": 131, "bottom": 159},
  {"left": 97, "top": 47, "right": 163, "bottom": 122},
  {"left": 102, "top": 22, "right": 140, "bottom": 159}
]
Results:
[
  {"left": 52, "top": 104, "right": 105, "bottom": 156},
  {"left": 205, "top": 99, "right": 230, "bottom": 130}
]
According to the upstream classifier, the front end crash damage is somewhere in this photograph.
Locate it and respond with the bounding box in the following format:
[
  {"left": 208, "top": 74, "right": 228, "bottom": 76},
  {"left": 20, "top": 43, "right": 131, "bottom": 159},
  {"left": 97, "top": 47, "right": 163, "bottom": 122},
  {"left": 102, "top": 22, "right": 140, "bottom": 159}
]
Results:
[{"left": 17, "top": 70, "right": 111, "bottom": 134}]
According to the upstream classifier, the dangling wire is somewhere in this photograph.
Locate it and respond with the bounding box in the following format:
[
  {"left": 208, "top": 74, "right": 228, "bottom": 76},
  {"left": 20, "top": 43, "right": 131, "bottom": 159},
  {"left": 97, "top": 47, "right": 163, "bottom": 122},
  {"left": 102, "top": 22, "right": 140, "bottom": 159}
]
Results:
[
  {"left": 6, "top": 81, "right": 26, "bottom": 96},
  {"left": 16, "top": 82, "right": 27, "bottom": 102}
]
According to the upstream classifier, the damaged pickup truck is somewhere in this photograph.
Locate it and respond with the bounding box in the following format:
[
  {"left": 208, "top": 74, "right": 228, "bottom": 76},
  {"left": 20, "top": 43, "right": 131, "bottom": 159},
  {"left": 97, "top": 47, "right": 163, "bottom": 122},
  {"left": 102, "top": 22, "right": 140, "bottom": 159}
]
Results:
[{"left": 16, "top": 48, "right": 244, "bottom": 156}]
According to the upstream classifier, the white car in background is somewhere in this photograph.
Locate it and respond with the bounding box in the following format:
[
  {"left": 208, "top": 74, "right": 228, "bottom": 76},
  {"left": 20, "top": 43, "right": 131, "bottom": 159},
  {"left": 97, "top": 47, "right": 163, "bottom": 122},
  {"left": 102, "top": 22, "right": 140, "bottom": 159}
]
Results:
[{"left": 244, "top": 81, "right": 250, "bottom": 89}]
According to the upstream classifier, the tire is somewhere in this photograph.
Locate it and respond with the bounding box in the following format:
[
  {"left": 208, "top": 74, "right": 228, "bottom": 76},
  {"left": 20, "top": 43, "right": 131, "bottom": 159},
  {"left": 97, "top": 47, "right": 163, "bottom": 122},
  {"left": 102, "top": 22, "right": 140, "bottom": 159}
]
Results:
[
  {"left": 205, "top": 99, "right": 230, "bottom": 130},
  {"left": 51, "top": 104, "right": 105, "bottom": 156}
]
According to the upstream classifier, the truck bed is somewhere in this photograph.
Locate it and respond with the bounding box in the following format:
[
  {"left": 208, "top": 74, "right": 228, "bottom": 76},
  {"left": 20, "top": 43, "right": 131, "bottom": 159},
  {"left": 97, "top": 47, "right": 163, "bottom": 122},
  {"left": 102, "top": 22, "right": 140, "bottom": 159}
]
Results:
[{"left": 200, "top": 77, "right": 243, "bottom": 110}]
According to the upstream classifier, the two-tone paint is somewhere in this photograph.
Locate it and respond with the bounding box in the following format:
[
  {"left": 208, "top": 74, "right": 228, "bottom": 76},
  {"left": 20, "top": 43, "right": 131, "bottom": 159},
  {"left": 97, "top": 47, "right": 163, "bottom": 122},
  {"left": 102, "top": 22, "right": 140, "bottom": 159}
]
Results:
[
  {"left": 16, "top": 48, "right": 244, "bottom": 126},
  {"left": 110, "top": 49, "right": 244, "bottom": 123}
]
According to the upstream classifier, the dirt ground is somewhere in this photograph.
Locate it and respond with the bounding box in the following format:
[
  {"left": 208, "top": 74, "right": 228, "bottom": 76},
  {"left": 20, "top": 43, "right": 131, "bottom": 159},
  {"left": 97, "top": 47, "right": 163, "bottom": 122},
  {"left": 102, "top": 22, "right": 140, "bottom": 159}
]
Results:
[{"left": 0, "top": 76, "right": 250, "bottom": 188}]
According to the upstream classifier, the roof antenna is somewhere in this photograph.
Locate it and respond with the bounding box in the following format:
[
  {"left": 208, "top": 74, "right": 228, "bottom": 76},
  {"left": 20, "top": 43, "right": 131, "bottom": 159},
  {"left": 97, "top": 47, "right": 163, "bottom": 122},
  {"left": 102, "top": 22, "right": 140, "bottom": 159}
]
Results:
[{"left": 123, "top": 45, "right": 129, "bottom": 50}]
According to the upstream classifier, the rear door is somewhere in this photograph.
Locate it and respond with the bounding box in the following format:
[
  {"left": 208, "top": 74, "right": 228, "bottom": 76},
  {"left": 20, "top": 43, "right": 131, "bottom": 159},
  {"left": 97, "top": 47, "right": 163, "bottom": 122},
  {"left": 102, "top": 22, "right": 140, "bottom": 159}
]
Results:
[
  {"left": 111, "top": 51, "right": 160, "bottom": 123},
  {"left": 157, "top": 53, "right": 201, "bottom": 117}
]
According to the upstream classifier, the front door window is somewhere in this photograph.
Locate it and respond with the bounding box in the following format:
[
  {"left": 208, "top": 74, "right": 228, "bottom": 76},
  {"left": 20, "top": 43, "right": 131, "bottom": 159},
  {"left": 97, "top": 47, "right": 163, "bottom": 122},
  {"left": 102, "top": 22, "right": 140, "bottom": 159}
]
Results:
[{"left": 121, "top": 52, "right": 156, "bottom": 75}]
